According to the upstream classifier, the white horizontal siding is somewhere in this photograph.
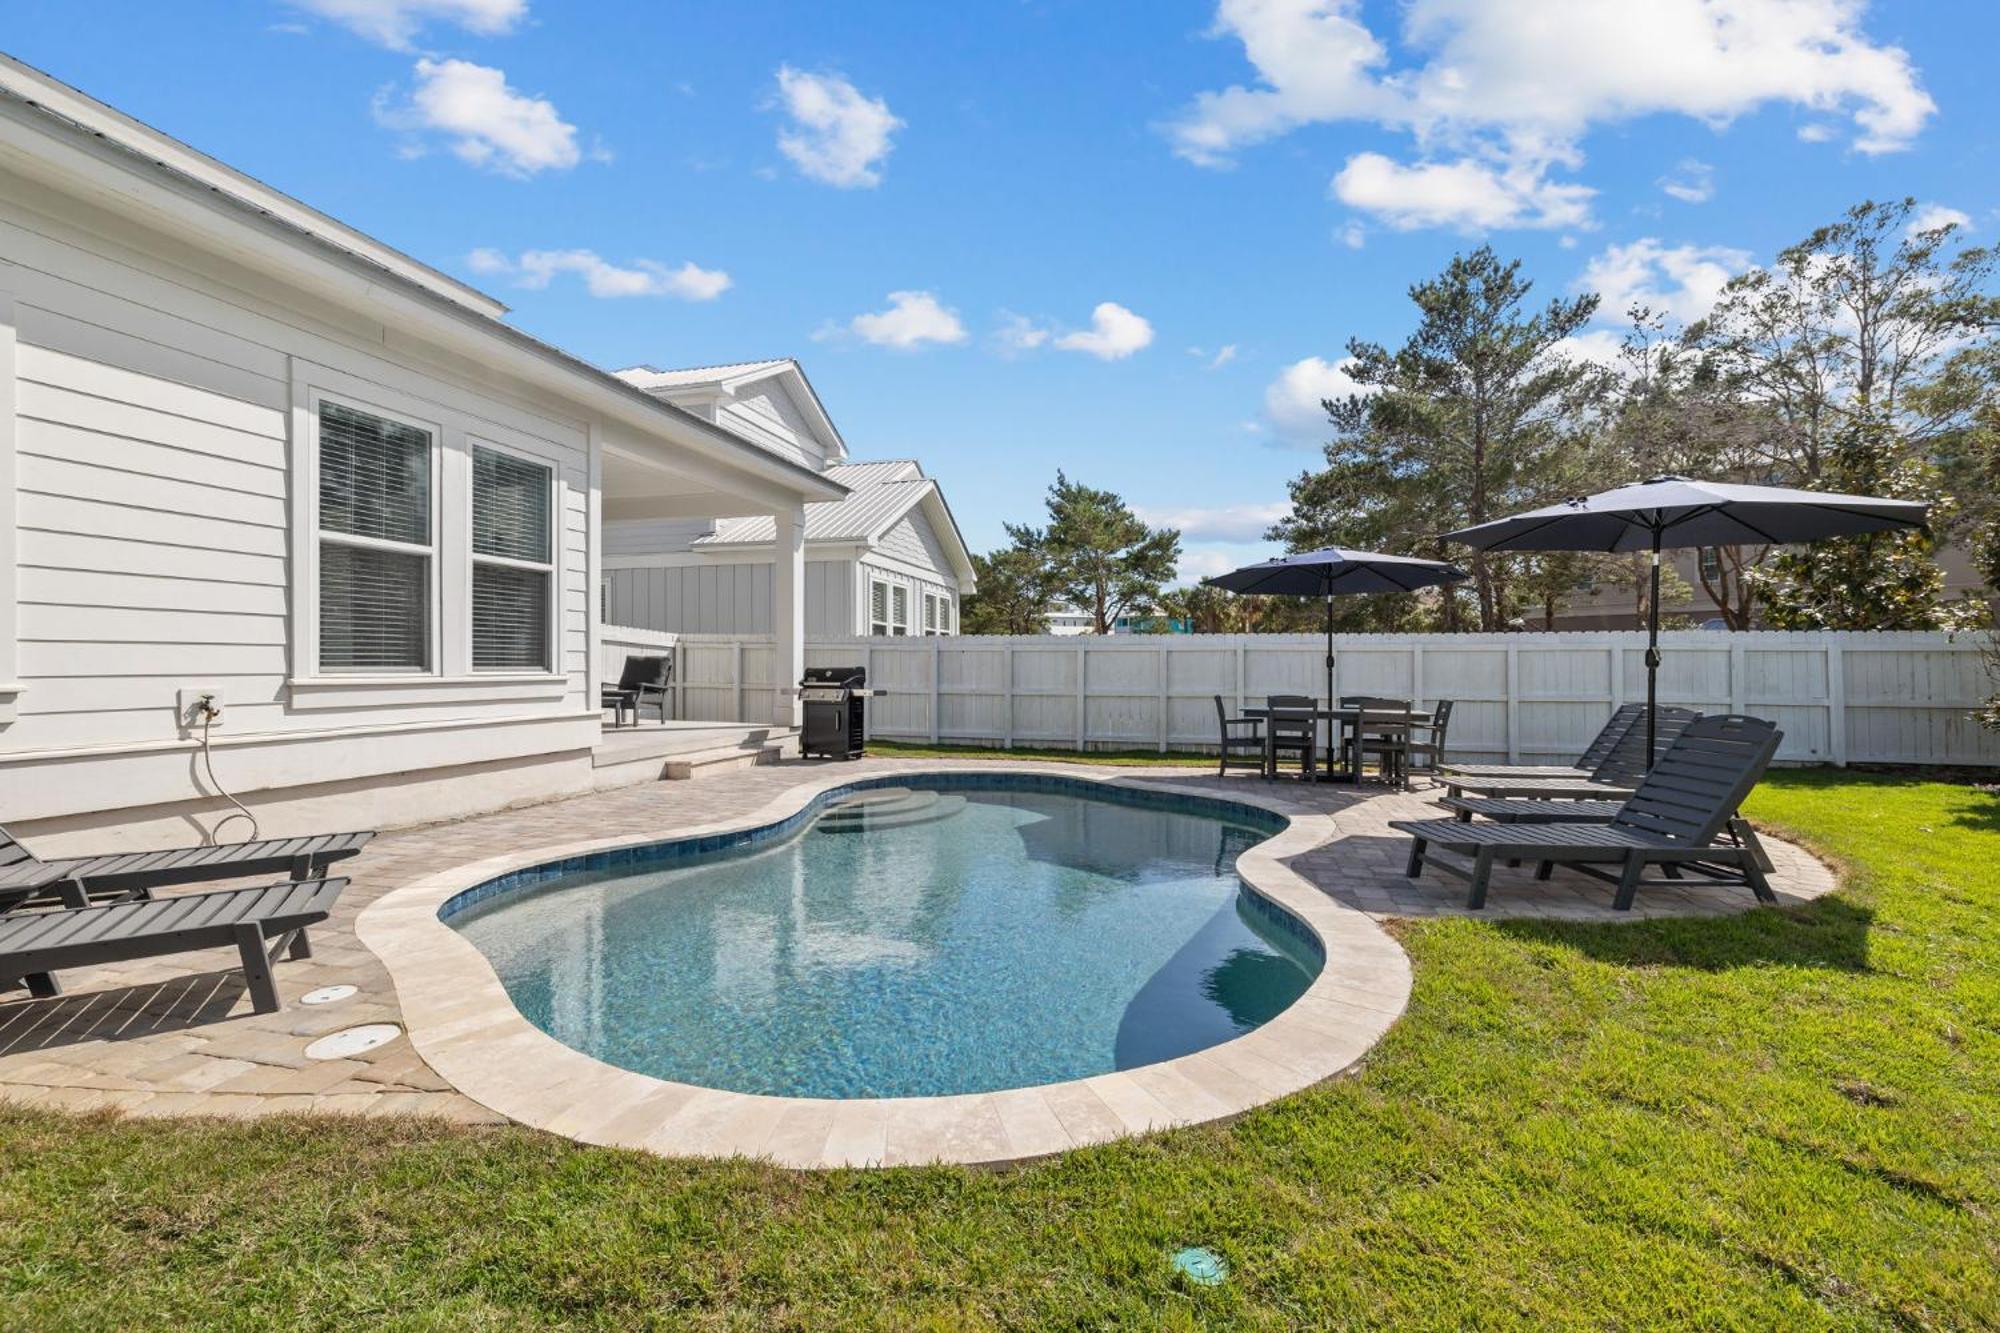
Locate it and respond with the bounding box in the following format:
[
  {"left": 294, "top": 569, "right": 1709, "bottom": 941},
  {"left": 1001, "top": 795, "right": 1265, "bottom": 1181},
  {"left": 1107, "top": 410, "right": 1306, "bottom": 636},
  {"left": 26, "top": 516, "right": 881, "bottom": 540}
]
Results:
[{"left": 0, "top": 175, "right": 598, "bottom": 796}]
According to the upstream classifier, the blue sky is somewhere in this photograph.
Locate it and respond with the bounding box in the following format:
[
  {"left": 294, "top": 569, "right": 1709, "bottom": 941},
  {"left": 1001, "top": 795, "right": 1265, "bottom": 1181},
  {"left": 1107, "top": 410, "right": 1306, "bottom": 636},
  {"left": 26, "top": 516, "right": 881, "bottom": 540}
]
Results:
[{"left": 5, "top": 1, "right": 1996, "bottom": 579}]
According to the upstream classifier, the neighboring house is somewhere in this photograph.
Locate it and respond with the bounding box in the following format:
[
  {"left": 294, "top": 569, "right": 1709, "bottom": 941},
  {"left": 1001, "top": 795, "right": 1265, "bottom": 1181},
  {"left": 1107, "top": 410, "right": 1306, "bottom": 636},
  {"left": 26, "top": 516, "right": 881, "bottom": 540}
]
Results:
[
  {"left": 603, "top": 359, "right": 975, "bottom": 637},
  {"left": 1550, "top": 542, "right": 1996, "bottom": 630},
  {"left": 1045, "top": 604, "right": 1095, "bottom": 636},
  {"left": 0, "top": 55, "right": 840, "bottom": 846}
]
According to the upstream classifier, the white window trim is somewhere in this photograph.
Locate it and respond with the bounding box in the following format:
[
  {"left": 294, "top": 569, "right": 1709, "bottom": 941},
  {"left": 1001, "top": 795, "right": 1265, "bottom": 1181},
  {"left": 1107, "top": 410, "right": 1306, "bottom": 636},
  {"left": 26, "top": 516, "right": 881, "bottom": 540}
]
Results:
[
  {"left": 0, "top": 288, "right": 18, "bottom": 724},
  {"left": 868, "top": 576, "right": 913, "bottom": 637},
  {"left": 307, "top": 386, "right": 443, "bottom": 677},
  {"left": 466, "top": 437, "right": 559, "bottom": 674},
  {"left": 287, "top": 358, "right": 569, "bottom": 700}
]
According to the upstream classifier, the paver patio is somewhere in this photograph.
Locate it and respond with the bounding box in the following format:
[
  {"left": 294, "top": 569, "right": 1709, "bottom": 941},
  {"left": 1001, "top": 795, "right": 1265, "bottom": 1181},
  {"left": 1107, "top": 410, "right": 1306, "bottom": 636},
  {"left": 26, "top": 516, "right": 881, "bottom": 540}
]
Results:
[{"left": 0, "top": 757, "right": 1836, "bottom": 1134}]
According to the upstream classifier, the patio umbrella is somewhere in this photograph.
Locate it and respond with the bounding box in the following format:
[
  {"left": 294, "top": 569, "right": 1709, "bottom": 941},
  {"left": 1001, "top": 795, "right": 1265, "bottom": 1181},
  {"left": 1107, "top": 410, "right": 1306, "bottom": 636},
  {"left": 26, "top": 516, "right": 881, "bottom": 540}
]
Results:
[
  {"left": 1203, "top": 548, "right": 1469, "bottom": 717},
  {"left": 1441, "top": 475, "right": 1930, "bottom": 764}
]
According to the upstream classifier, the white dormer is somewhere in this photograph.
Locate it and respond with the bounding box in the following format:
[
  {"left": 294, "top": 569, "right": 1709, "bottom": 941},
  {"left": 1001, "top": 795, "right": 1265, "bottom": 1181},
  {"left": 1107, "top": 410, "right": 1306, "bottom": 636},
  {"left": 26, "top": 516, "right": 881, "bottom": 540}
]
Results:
[{"left": 615, "top": 359, "right": 846, "bottom": 474}]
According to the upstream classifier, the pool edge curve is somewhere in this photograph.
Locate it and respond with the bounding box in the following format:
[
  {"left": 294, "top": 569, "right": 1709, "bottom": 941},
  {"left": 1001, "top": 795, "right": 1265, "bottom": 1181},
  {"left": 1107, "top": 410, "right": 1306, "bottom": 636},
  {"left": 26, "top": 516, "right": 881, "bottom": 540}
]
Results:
[{"left": 355, "top": 761, "right": 1412, "bottom": 1169}]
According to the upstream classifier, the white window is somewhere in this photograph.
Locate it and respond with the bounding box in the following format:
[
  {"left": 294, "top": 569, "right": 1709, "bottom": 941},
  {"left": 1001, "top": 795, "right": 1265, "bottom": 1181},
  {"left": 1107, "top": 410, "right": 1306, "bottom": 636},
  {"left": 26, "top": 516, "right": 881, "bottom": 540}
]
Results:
[
  {"left": 470, "top": 444, "right": 554, "bottom": 671},
  {"left": 923, "top": 591, "right": 952, "bottom": 636},
  {"left": 316, "top": 399, "right": 434, "bottom": 672},
  {"left": 869, "top": 578, "right": 911, "bottom": 636},
  {"left": 870, "top": 579, "right": 890, "bottom": 636}
]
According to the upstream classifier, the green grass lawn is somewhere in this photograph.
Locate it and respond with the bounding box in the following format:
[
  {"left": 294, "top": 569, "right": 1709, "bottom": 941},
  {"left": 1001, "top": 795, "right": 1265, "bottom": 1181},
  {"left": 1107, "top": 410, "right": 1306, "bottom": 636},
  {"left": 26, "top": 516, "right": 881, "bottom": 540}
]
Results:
[{"left": 3, "top": 771, "right": 1996, "bottom": 1328}]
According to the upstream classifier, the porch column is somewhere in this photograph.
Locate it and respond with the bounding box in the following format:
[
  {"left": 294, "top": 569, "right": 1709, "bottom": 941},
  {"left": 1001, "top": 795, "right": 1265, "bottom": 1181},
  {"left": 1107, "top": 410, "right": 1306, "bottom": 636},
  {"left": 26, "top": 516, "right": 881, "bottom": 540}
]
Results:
[{"left": 772, "top": 502, "right": 805, "bottom": 728}]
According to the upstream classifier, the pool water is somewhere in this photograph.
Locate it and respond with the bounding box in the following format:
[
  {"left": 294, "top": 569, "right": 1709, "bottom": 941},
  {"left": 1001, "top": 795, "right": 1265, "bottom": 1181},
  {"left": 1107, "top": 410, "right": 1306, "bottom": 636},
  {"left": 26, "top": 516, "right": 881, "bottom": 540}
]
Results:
[{"left": 450, "top": 781, "right": 1320, "bottom": 1099}]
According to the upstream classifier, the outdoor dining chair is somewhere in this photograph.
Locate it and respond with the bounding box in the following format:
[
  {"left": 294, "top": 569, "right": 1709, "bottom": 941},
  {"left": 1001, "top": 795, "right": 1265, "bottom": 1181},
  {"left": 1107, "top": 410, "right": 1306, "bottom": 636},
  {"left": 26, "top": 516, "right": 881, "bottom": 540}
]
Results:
[
  {"left": 1264, "top": 704, "right": 1318, "bottom": 781},
  {"left": 1401, "top": 699, "right": 1454, "bottom": 782},
  {"left": 1212, "top": 695, "right": 1266, "bottom": 777}
]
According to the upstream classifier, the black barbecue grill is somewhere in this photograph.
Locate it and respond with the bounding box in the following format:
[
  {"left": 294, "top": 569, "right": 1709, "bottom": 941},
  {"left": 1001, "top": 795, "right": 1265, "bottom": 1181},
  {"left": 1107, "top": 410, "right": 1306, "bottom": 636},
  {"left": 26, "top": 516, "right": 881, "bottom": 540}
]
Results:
[{"left": 798, "top": 666, "right": 878, "bottom": 759}]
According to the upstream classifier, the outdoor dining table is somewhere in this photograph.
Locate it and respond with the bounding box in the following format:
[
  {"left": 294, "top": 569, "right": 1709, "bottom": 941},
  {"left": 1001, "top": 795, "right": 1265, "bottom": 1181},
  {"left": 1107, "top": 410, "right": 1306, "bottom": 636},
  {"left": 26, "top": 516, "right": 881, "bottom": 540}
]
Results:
[{"left": 1241, "top": 704, "right": 1432, "bottom": 784}]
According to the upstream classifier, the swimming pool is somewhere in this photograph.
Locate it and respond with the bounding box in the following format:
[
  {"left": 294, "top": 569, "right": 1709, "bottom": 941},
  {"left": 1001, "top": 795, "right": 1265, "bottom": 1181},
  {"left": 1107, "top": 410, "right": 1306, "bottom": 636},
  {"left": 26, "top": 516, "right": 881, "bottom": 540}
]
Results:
[{"left": 446, "top": 776, "right": 1322, "bottom": 1099}]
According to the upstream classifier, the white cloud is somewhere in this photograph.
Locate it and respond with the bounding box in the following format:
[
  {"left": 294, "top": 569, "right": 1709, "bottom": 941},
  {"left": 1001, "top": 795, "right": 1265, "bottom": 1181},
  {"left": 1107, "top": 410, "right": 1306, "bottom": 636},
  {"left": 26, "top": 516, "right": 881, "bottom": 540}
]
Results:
[
  {"left": 1177, "top": 543, "right": 1281, "bottom": 584},
  {"left": 1263, "top": 355, "right": 1371, "bottom": 445},
  {"left": 1577, "top": 237, "right": 1752, "bottom": 325},
  {"left": 468, "top": 248, "right": 730, "bottom": 300},
  {"left": 1658, "top": 158, "right": 1714, "bottom": 204},
  {"left": 288, "top": 0, "right": 524, "bottom": 49},
  {"left": 1555, "top": 329, "right": 1627, "bottom": 368},
  {"left": 839, "top": 291, "right": 968, "bottom": 349},
  {"left": 993, "top": 313, "right": 1051, "bottom": 355},
  {"left": 1336, "top": 220, "right": 1368, "bottom": 248},
  {"left": 1908, "top": 203, "right": 1972, "bottom": 237},
  {"left": 1054, "top": 302, "right": 1155, "bottom": 360},
  {"left": 773, "top": 67, "right": 902, "bottom": 188},
  {"left": 1188, "top": 344, "right": 1239, "bottom": 369},
  {"left": 1135, "top": 501, "right": 1289, "bottom": 543},
  {"left": 378, "top": 59, "right": 585, "bottom": 176},
  {"left": 1331, "top": 152, "right": 1593, "bottom": 231},
  {"left": 1171, "top": 0, "right": 1934, "bottom": 231}
]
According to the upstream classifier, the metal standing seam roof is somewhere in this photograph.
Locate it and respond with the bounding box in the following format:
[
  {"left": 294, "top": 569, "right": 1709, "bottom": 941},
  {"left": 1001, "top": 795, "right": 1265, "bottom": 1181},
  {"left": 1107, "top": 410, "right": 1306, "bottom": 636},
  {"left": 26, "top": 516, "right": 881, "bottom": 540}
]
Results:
[
  {"left": 615, "top": 360, "right": 794, "bottom": 388},
  {"left": 694, "top": 462, "right": 930, "bottom": 545}
]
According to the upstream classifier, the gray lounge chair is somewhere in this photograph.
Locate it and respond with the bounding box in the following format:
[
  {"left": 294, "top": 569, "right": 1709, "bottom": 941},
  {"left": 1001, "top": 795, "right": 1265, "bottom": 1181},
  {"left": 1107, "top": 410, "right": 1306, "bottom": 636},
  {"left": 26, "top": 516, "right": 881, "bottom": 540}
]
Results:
[
  {"left": 0, "top": 826, "right": 372, "bottom": 914},
  {"left": 0, "top": 877, "right": 348, "bottom": 1012},
  {"left": 1440, "top": 702, "right": 1643, "bottom": 780},
  {"left": 1390, "top": 714, "right": 1782, "bottom": 910},
  {"left": 1440, "top": 707, "right": 1699, "bottom": 802}
]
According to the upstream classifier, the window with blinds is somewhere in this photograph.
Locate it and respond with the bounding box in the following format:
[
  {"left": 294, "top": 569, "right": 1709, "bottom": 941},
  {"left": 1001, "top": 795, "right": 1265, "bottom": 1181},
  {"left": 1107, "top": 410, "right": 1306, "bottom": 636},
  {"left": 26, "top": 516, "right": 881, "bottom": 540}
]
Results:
[
  {"left": 318, "top": 400, "right": 433, "bottom": 671},
  {"left": 471, "top": 444, "right": 553, "bottom": 671},
  {"left": 891, "top": 584, "right": 909, "bottom": 636},
  {"left": 869, "top": 579, "right": 891, "bottom": 636}
]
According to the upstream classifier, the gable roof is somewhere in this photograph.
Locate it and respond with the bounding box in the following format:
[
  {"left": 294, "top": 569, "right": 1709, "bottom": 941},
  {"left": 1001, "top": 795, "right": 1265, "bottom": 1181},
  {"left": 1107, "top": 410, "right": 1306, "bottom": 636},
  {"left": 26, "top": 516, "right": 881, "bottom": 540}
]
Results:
[
  {"left": 615, "top": 358, "right": 847, "bottom": 462},
  {"left": 693, "top": 460, "right": 976, "bottom": 587}
]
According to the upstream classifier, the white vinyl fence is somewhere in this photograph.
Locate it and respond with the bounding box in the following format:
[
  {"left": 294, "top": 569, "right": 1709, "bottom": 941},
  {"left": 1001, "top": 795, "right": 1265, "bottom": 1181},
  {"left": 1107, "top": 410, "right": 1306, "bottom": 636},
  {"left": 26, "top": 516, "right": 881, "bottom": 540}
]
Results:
[{"left": 603, "top": 628, "right": 2000, "bottom": 767}]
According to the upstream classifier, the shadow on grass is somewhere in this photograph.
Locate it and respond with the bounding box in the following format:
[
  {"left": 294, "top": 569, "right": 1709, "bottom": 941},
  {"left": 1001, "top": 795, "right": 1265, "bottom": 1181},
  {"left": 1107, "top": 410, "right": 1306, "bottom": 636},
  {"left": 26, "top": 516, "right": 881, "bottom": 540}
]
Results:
[
  {"left": 0, "top": 969, "right": 253, "bottom": 1055},
  {"left": 1491, "top": 894, "right": 1876, "bottom": 973}
]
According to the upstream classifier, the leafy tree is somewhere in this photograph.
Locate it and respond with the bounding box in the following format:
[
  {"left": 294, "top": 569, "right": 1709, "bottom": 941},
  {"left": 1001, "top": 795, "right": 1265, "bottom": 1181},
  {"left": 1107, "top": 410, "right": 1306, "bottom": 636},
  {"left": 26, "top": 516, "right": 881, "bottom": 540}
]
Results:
[
  {"left": 1271, "top": 246, "right": 1608, "bottom": 630},
  {"left": 1692, "top": 199, "right": 1998, "bottom": 629},
  {"left": 1606, "top": 309, "right": 1780, "bottom": 628},
  {"left": 1693, "top": 198, "right": 1999, "bottom": 480},
  {"left": 1015, "top": 472, "right": 1180, "bottom": 635},
  {"left": 1751, "top": 414, "right": 1977, "bottom": 631},
  {"left": 959, "top": 540, "right": 1058, "bottom": 635}
]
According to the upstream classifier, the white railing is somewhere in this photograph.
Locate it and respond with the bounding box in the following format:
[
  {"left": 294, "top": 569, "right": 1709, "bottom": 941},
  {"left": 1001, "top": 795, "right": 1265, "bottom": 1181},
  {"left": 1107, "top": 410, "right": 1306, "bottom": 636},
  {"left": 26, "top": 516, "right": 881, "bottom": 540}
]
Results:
[{"left": 598, "top": 627, "right": 2000, "bottom": 767}]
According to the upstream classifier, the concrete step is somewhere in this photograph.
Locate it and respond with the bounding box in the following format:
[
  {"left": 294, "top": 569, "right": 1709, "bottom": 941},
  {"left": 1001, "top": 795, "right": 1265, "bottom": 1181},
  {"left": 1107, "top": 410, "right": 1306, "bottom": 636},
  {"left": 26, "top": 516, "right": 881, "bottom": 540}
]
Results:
[
  {"left": 816, "top": 791, "right": 965, "bottom": 832},
  {"left": 661, "top": 742, "right": 788, "bottom": 781}
]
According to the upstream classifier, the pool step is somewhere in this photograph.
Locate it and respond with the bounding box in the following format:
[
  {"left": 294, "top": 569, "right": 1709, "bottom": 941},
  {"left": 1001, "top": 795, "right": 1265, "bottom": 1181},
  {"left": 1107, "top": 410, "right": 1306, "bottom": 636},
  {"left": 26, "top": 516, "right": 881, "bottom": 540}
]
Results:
[{"left": 816, "top": 788, "right": 966, "bottom": 831}]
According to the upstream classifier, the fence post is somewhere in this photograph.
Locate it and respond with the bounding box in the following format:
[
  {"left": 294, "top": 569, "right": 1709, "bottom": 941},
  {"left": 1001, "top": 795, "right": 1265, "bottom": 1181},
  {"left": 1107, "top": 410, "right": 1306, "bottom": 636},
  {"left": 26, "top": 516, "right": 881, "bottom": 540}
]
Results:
[
  {"left": 929, "top": 636, "right": 941, "bottom": 743},
  {"left": 863, "top": 641, "right": 874, "bottom": 740},
  {"left": 1505, "top": 641, "right": 1520, "bottom": 763},
  {"left": 1827, "top": 633, "right": 1847, "bottom": 767},
  {"left": 1157, "top": 646, "right": 1170, "bottom": 753},
  {"left": 1003, "top": 643, "right": 1016, "bottom": 750},
  {"left": 1411, "top": 642, "right": 1425, "bottom": 710},
  {"left": 1074, "top": 642, "right": 1087, "bottom": 752},
  {"left": 1729, "top": 636, "right": 1746, "bottom": 716},
  {"left": 732, "top": 639, "right": 745, "bottom": 723},
  {"left": 1235, "top": 641, "right": 1247, "bottom": 717}
]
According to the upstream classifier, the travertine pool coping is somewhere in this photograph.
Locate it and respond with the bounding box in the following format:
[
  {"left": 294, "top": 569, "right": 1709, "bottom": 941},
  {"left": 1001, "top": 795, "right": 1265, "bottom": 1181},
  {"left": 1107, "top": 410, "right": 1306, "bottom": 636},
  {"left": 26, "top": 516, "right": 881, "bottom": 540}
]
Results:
[{"left": 357, "top": 765, "right": 1411, "bottom": 1169}]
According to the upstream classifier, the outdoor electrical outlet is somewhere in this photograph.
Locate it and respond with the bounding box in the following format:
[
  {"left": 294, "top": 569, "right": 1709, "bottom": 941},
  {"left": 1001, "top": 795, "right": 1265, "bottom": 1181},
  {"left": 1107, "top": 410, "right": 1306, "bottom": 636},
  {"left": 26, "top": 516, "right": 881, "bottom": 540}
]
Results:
[{"left": 177, "top": 688, "right": 225, "bottom": 729}]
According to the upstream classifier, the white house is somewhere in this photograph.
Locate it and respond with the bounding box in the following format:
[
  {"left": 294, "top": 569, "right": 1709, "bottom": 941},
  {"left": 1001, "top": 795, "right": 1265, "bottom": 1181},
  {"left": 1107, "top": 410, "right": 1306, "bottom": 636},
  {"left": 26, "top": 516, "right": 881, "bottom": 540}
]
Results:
[
  {"left": 602, "top": 359, "right": 975, "bottom": 638},
  {"left": 0, "top": 54, "right": 843, "bottom": 848}
]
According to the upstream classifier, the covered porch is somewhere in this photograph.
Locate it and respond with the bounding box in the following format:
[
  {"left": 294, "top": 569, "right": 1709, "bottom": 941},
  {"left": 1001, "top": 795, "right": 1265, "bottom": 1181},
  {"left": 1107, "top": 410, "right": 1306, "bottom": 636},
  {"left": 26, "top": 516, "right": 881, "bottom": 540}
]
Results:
[{"left": 591, "top": 418, "right": 844, "bottom": 775}]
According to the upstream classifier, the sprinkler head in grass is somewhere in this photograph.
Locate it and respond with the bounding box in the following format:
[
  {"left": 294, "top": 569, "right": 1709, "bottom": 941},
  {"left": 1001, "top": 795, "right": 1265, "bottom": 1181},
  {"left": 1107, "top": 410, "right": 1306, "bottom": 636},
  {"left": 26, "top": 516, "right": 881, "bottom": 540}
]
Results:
[{"left": 1171, "top": 1246, "right": 1228, "bottom": 1286}]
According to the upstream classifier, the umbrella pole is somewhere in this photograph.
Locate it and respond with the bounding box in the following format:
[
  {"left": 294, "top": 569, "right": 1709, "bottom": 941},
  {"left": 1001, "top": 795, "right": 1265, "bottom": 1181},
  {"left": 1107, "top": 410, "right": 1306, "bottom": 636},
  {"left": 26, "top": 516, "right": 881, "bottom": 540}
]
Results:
[
  {"left": 1324, "top": 592, "right": 1336, "bottom": 773},
  {"left": 1645, "top": 527, "right": 1662, "bottom": 770}
]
